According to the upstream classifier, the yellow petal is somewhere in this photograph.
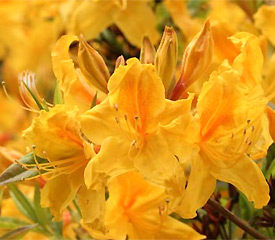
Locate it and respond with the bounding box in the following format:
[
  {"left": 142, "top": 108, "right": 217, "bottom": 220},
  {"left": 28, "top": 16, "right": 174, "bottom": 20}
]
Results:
[
  {"left": 230, "top": 32, "right": 263, "bottom": 87},
  {"left": 41, "top": 168, "right": 83, "bottom": 221},
  {"left": 156, "top": 216, "right": 205, "bottom": 240},
  {"left": 108, "top": 58, "right": 165, "bottom": 135},
  {"left": 84, "top": 137, "right": 134, "bottom": 189},
  {"left": 52, "top": 35, "right": 97, "bottom": 111},
  {"left": 115, "top": 1, "right": 159, "bottom": 47},
  {"left": 210, "top": 20, "right": 240, "bottom": 63},
  {"left": 254, "top": 5, "right": 275, "bottom": 46},
  {"left": 210, "top": 154, "right": 270, "bottom": 208},
  {"left": 133, "top": 133, "right": 186, "bottom": 194},
  {"left": 176, "top": 156, "right": 216, "bottom": 219},
  {"left": 68, "top": 1, "right": 116, "bottom": 40},
  {"left": 160, "top": 94, "right": 194, "bottom": 127},
  {"left": 81, "top": 99, "right": 121, "bottom": 145},
  {"left": 78, "top": 186, "right": 106, "bottom": 233},
  {"left": 23, "top": 105, "right": 83, "bottom": 161},
  {"left": 197, "top": 63, "right": 237, "bottom": 142},
  {"left": 51, "top": 35, "right": 79, "bottom": 93}
]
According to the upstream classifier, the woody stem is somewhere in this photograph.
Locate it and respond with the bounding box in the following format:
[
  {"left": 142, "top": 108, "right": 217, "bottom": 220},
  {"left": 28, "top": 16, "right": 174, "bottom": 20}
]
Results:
[{"left": 207, "top": 198, "right": 267, "bottom": 240}]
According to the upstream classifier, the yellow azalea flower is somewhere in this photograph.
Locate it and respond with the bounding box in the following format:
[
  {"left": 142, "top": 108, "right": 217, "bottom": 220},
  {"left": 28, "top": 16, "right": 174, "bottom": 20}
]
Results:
[
  {"left": 22, "top": 105, "right": 105, "bottom": 228},
  {"left": 254, "top": 5, "right": 275, "bottom": 46},
  {"left": 176, "top": 58, "right": 271, "bottom": 218},
  {"left": 68, "top": 0, "right": 159, "bottom": 47},
  {"left": 81, "top": 58, "right": 195, "bottom": 195},
  {"left": 84, "top": 171, "right": 204, "bottom": 240}
]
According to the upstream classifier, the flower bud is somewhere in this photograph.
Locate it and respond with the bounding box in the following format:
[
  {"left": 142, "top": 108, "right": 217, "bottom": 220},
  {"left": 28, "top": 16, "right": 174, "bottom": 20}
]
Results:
[
  {"left": 170, "top": 20, "right": 213, "bottom": 100},
  {"left": 266, "top": 107, "right": 275, "bottom": 142},
  {"left": 115, "top": 55, "right": 125, "bottom": 69},
  {"left": 155, "top": 26, "right": 178, "bottom": 96},
  {"left": 78, "top": 36, "right": 109, "bottom": 94},
  {"left": 140, "top": 36, "right": 156, "bottom": 64}
]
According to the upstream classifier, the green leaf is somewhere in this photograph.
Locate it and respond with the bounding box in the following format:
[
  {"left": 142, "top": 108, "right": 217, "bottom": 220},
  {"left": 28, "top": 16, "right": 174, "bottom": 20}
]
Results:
[
  {"left": 266, "top": 158, "right": 275, "bottom": 179},
  {"left": 239, "top": 193, "right": 254, "bottom": 221},
  {"left": 264, "top": 143, "right": 275, "bottom": 179},
  {"left": 0, "top": 217, "right": 29, "bottom": 230},
  {"left": 22, "top": 81, "right": 44, "bottom": 111},
  {"left": 0, "top": 153, "right": 48, "bottom": 186},
  {"left": 0, "top": 224, "right": 38, "bottom": 239},
  {"left": 8, "top": 184, "right": 37, "bottom": 223},
  {"left": 50, "top": 221, "right": 63, "bottom": 238},
  {"left": 33, "top": 184, "right": 51, "bottom": 230},
  {"left": 90, "top": 91, "right": 98, "bottom": 109},
  {"left": 53, "top": 82, "right": 64, "bottom": 105},
  {"left": 0, "top": 186, "right": 5, "bottom": 212}
]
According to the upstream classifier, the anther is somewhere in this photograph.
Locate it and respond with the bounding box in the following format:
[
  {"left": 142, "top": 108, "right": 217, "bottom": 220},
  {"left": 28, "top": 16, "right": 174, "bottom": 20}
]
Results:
[
  {"left": 134, "top": 116, "right": 139, "bottom": 121},
  {"left": 114, "top": 104, "right": 119, "bottom": 111},
  {"left": 251, "top": 125, "right": 255, "bottom": 132},
  {"left": 32, "top": 144, "right": 36, "bottom": 149},
  {"left": 243, "top": 128, "right": 247, "bottom": 135},
  {"left": 124, "top": 114, "right": 128, "bottom": 121},
  {"left": 247, "top": 119, "right": 251, "bottom": 124},
  {"left": 230, "top": 133, "right": 234, "bottom": 139},
  {"left": 131, "top": 139, "right": 136, "bottom": 146},
  {"left": 114, "top": 117, "right": 119, "bottom": 123}
]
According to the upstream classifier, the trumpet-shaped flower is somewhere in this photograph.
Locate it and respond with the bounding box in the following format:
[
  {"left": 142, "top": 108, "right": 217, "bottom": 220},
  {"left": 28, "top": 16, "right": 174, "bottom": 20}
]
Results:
[
  {"left": 22, "top": 105, "right": 105, "bottom": 228},
  {"left": 176, "top": 58, "right": 271, "bottom": 218},
  {"left": 81, "top": 58, "right": 196, "bottom": 196},
  {"left": 84, "top": 171, "right": 204, "bottom": 240}
]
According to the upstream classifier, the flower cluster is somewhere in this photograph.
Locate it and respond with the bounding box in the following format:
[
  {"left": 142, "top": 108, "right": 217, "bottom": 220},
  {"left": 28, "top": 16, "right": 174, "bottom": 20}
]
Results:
[{"left": 0, "top": 0, "right": 275, "bottom": 239}]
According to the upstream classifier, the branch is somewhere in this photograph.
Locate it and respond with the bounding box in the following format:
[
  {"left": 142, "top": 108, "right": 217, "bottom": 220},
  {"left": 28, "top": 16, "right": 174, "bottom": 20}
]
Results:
[{"left": 207, "top": 198, "right": 267, "bottom": 240}]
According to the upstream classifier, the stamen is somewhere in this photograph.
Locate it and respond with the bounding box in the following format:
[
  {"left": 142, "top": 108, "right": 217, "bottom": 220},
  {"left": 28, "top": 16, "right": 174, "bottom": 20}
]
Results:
[{"left": 1, "top": 81, "right": 39, "bottom": 113}]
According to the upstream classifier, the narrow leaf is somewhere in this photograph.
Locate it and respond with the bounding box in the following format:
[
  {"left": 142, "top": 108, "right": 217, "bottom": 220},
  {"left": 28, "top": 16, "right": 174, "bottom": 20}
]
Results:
[
  {"left": 33, "top": 184, "right": 50, "bottom": 229},
  {"left": 0, "top": 217, "right": 29, "bottom": 230},
  {"left": 9, "top": 184, "right": 37, "bottom": 222},
  {"left": 0, "top": 153, "right": 48, "bottom": 186},
  {"left": 0, "top": 224, "right": 37, "bottom": 239},
  {"left": 53, "top": 82, "right": 64, "bottom": 105},
  {"left": 22, "top": 81, "right": 44, "bottom": 110},
  {"left": 90, "top": 92, "right": 98, "bottom": 109}
]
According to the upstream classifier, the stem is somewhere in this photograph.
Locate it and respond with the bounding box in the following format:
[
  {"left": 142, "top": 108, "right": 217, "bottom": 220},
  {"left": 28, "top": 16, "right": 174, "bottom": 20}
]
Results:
[{"left": 207, "top": 198, "right": 267, "bottom": 240}]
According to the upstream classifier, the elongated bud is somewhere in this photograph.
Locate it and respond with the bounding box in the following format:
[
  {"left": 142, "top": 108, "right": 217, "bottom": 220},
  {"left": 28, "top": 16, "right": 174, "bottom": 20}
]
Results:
[
  {"left": 155, "top": 26, "right": 178, "bottom": 96},
  {"left": 140, "top": 36, "right": 156, "bottom": 64},
  {"left": 78, "top": 36, "right": 109, "bottom": 94},
  {"left": 170, "top": 20, "right": 213, "bottom": 100},
  {"left": 115, "top": 55, "right": 125, "bottom": 69},
  {"left": 266, "top": 107, "right": 275, "bottom": 142}
]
